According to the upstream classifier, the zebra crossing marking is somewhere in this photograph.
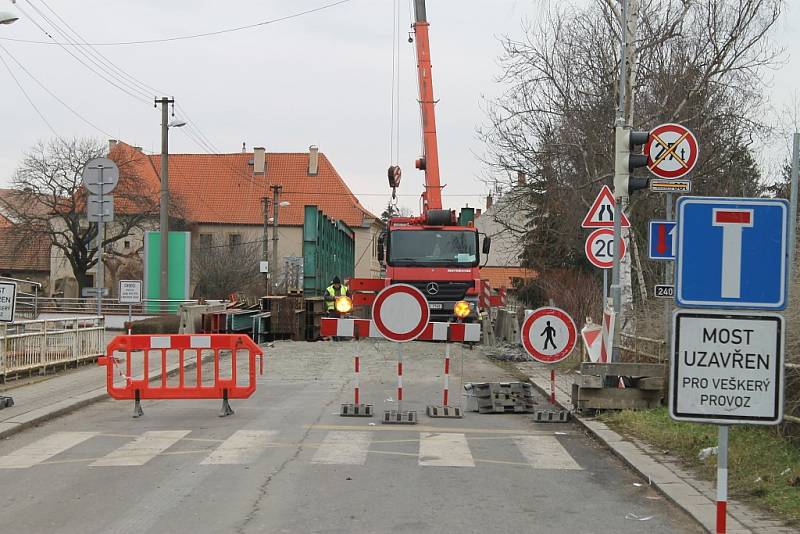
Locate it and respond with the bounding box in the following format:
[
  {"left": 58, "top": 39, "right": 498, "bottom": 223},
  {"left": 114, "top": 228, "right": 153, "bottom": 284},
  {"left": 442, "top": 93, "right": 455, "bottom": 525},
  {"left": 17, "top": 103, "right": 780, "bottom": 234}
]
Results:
[
  {"left": 0, "top": 429, "right": 584, "bottom": 471},
  {"left": 513, "top": 435, "right": 582, "bottom": 470},
  {"left": 201, "top": 430, "right": 277, "bottom": 465},
  {"left": 90, "top": 430, "right": 191, "bottom": 467},
  {"left": 311, "top": 431, "right": 371, "bottom": 465},
  {"left": 0, "top": 432, "right": 98, "bottom": 469},
  {"left": 418, "top": 432, "right": 474, "bottom": 467}
]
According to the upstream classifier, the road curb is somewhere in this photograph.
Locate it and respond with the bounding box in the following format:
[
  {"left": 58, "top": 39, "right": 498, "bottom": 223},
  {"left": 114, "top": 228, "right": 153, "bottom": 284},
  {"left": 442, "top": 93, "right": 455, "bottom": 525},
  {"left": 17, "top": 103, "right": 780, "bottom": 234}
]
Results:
[
  {"left": 524, "top": 371, "right": 746, "bottom": 534},
  {"left": 0, "top": 354, "right": 215, "bottom": 442}
]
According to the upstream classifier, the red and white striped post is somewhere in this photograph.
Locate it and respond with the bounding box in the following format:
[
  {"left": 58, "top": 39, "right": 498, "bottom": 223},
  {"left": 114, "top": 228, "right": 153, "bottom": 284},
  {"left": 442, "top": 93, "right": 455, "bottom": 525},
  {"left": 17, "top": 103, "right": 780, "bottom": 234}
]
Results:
[
  {"left": 716, "top": 425, "right": 729, "bottom": 533},
  {"left": 442, "top": 343, "right": 451, "bottom": 405},
  {"left": 354, "top": 354, "right": 361, "bottom": 405},
  {"left": 397, "top": 347, "right": 404, "bottom": 411},
  {"left": 550, "top": 368, "right": 556, "bottom": 405}
]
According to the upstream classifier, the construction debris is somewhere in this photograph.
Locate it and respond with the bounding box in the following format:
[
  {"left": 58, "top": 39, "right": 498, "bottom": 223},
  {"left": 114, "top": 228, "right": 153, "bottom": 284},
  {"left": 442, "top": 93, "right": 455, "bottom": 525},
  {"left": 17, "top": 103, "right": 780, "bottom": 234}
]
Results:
[{"left": 464, "top": 382, "right": 536, "bottom": 414}]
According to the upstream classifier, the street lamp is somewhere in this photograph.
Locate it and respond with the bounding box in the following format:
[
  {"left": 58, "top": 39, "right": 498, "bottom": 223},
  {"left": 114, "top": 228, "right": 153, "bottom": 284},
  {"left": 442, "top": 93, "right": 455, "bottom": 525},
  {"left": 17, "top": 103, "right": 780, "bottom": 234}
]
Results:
[{"left": 0, "top": 12, "right": 19, "bottom": 25}]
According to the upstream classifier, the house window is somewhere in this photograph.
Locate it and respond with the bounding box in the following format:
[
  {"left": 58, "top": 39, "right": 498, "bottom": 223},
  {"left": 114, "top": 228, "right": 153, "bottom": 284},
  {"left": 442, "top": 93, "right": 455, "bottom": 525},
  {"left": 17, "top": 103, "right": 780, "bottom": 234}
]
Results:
[
  {"left": 123, "top": 240, "right": 131, "bottom": 249},
  {"left": 228, "top": 234, "right": 241, "bottom": 250},
  {"left": 198, "top": 233, "right": 212, "bottom": 249}
]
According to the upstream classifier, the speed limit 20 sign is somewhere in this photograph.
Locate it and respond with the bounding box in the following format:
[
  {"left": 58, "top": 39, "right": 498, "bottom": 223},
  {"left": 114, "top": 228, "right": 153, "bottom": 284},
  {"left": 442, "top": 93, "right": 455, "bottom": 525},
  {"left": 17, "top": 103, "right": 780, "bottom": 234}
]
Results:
[{"left": 585, "top": 228, "right": 627, "bottom": 269}]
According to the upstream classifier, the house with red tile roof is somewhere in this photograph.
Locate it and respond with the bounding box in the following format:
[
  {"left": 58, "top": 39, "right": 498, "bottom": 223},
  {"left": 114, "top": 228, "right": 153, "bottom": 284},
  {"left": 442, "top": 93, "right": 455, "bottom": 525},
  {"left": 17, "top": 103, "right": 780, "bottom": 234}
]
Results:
[{"left": 475, "top": 183, "right": 537, "bottom": 292}]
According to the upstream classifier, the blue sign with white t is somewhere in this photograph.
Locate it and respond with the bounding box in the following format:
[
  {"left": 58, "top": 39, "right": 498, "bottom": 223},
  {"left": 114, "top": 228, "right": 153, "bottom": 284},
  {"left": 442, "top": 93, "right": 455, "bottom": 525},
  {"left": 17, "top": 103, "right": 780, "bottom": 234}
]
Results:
[
  {"left": 675, "top": 197, "right": 789, "bottom": 310},
  {"left": 648, "top": 220, "right": 676, "bottom": 260}
]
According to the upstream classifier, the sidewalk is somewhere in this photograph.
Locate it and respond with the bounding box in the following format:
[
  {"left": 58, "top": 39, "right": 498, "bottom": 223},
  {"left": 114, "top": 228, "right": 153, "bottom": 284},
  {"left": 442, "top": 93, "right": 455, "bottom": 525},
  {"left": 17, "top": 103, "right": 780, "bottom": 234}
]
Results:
[
  {"left": 516, "top": 361, "right": 795, "bottom": 534},
  {"left": 0, "top": 332, "right": 213, "bottom": 439}
]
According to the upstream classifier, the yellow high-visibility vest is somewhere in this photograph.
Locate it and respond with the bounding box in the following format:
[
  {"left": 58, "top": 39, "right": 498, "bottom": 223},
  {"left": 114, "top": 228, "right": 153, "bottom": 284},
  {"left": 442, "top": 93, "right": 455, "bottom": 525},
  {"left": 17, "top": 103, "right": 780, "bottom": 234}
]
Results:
[{"left": 326, "top": 285, "right": 347, "bottom": 310}]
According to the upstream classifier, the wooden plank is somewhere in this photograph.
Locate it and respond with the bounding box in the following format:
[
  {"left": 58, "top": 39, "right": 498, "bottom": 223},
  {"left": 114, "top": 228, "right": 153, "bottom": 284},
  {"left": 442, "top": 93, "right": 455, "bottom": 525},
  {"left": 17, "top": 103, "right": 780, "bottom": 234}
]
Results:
[
  {"left": 636, "top": 377, "right": 665, "bottom": 391},
  {"left": 575, "top": 387, "right": 662, "bottom": 410},
  {"left": 580, "top": 362, "right": 665, "bottom": 378},
  {"left": 577, "top": 375, "right": 603, "bottom": 389}
]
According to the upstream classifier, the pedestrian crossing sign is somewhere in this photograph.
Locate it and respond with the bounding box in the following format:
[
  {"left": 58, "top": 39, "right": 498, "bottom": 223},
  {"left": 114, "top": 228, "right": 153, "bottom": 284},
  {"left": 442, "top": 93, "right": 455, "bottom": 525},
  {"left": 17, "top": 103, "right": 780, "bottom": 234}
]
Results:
[{"left": 581, "top": 185, "right": 631, "bottom": 228}]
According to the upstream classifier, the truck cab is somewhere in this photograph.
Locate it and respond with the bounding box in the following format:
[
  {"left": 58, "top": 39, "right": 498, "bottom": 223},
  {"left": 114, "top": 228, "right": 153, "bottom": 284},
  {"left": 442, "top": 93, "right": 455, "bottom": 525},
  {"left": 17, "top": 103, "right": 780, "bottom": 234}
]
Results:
[{"left": 379, "top": 214, "right": 488, "bottom": 322}]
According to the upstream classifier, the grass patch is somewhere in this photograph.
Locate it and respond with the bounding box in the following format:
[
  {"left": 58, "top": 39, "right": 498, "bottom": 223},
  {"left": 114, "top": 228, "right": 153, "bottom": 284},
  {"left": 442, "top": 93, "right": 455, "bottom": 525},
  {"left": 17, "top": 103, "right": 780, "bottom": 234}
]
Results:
[{"left": 602, "top": 407, "right": 800, "bottom": 525}]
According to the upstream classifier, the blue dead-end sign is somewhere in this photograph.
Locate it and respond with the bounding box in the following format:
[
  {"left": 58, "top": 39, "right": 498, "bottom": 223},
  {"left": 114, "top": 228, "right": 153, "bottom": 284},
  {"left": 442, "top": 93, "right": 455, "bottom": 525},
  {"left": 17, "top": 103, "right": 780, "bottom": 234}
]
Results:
[
  {"left": 649, "top": 220, "right": 676, "bottom": 260},
  {"left": 675, "top": 197, "right": 789, "bottom": 310}
]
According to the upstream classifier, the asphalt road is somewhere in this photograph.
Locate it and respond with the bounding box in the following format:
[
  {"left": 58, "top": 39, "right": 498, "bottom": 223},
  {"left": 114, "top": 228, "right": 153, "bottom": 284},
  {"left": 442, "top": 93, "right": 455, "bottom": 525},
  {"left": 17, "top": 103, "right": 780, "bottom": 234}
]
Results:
[{"left": 0, "top": 339, "right": 702, "bottom": 534}]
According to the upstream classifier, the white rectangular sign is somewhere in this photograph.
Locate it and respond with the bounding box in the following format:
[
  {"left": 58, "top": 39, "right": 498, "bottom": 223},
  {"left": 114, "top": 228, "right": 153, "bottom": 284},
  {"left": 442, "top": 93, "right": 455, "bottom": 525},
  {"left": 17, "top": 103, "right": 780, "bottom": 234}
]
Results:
[
  {"left": 670, "top": 310, "right": 784, "bottom": 425},
  {"left": 118, "top": 280, "right": 143, "bottom": 304},
  {"left": 0, "top": 282, "right": 17, "bottom": 323}
]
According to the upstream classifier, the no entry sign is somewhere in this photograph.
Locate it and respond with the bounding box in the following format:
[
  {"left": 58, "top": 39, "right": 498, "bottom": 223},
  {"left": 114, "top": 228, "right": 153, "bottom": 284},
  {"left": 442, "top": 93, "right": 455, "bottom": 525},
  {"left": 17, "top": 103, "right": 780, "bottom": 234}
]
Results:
[
  {"left": 521, "top": 307, "right": 577, "bottom": 364},
  {"left": 645, "top": 123, "right": 698, "bottom": 179},
  {"left": 371, "top": 284, "right": 430, "bottom": 342},
  {"left": 585, "top": 228, "right": 627, "bottom": 269},
  {"left": 670, "top": 310, "right": 784, "bottom": 425}
]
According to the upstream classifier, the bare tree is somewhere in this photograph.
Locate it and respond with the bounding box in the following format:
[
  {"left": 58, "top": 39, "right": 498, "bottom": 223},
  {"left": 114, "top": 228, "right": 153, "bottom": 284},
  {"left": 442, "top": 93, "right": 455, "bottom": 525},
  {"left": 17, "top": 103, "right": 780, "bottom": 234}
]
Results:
[
  {"left": 0, "top": 138, "right": 179, "bottom": 290},
  {"left": 480, "top": 0, "right": 784, "bottom": 308},
  {"left": 192, "top": 240, "right": 262, "bottom": 299}
]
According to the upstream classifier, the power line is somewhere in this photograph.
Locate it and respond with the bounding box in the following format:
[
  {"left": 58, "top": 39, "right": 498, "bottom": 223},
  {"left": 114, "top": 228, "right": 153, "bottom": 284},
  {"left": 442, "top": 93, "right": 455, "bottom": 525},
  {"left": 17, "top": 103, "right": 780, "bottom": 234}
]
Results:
[
  {"left": 13, "top": 2, "right": 151, "bottom": 104},
  {"left": 2, "top": 0, "right": 354, "bottom": 47},
  {"left": 0, "top": 49, "right": 60, "bottom": 138},
  {"left": 0, "top": 43, "right": 114, "bottom": 138},
  {"left": 34, "top": 0, "right": 167, "bottom": 96}
]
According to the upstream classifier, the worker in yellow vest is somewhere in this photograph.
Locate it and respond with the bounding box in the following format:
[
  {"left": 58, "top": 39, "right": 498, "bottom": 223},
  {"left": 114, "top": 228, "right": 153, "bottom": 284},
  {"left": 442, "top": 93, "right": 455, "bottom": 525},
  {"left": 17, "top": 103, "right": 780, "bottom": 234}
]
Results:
[{"left": 324, "top": 276, "right": 349, "bottom": 316}]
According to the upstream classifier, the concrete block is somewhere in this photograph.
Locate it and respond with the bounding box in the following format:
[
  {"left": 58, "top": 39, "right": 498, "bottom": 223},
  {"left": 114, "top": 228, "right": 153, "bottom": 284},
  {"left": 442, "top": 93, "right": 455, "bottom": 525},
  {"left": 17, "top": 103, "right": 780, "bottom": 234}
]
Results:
[
  {"left": 382, "top": 410, "right": 417, "bottom": 424},
  {"left": 340, "top": 403, "right": 373, "bottom": 417},
  {"left": 426, "top": 405, "right": 463, "bottom": 418}
]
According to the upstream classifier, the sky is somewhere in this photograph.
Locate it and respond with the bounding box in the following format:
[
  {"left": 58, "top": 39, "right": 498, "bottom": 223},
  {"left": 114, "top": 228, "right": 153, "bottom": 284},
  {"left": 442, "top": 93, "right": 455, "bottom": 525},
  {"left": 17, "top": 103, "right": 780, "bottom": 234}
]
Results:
[{"left": 0, "top": 0, "right": 797, "bottom": 218}]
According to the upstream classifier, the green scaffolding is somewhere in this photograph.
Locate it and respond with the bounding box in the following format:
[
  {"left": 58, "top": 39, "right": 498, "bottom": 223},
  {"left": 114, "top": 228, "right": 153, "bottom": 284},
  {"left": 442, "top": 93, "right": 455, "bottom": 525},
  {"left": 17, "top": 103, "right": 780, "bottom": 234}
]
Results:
[{"left": 303, "top": 205, "right": 355, "bottom": 296}]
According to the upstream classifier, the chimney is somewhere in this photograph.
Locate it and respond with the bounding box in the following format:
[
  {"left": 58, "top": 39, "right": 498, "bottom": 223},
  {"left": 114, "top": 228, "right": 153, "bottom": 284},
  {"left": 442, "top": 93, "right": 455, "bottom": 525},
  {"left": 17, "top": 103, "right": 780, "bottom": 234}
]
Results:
[
  {"left": 242, "top": 142, "right": 246, "bottom": 153},
  {"left": 253, "top": 147, "right": 266, "bottom": 175},
  {"left": 107, "top": 139, "right": 118, "bottom": 154},
  {"left": 517, "top": 171, "right": 526, "bottom": 186},
  {"left": 308, "top": 145, "right": 319, "bottom": 176},
  {"left": 486, "top": 194, "right": 493, "bottom": 209}
]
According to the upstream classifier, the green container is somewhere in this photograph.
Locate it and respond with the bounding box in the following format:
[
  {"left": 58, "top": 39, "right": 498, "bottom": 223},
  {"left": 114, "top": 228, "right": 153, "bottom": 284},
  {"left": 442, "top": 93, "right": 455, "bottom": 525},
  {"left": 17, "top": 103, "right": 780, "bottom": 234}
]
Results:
[{"left": 303, "top": 205, "right": 355, "bottom": 296}]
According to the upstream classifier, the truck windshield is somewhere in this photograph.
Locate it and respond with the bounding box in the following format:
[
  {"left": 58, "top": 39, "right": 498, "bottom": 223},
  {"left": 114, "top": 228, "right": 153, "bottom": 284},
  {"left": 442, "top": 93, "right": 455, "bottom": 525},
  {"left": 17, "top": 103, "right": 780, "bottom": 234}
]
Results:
[{"left": 388, "top": 229, "right": 478, "bottom": 267}]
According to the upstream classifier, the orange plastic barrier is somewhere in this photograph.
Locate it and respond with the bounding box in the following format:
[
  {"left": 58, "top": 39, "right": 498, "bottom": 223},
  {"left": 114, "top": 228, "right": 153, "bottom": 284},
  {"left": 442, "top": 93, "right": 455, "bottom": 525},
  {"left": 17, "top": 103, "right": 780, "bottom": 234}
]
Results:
[{"left": 99, "top": 334, "right": 264, "bottom": 417}]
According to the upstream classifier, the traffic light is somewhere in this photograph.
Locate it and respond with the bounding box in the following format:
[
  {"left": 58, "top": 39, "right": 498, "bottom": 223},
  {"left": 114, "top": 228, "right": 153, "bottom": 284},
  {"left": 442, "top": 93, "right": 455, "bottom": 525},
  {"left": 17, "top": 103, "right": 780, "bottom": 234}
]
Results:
[{"left": 614, "top": 126, "right": 650, "bottom": 196}]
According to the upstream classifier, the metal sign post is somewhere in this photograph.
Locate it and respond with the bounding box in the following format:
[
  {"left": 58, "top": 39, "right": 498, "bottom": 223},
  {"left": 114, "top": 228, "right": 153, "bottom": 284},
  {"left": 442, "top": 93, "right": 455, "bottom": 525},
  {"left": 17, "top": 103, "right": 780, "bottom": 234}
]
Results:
[
  {"left": 118, "top": 280, "right": 142, "bottom": 335},
  {"left": 82, "top": 158, "right": 119, "bottom": 317}
]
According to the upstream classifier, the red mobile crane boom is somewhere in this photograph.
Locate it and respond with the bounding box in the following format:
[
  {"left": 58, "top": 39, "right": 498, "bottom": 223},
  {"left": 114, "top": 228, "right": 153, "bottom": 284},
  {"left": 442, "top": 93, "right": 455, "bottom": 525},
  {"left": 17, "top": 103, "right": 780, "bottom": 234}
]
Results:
[
  {"left": 354, "top": 0, "right": 489, "bottom": 322},
  {"left": 411, "top": 0, "right": 442, "bottom": 213}
]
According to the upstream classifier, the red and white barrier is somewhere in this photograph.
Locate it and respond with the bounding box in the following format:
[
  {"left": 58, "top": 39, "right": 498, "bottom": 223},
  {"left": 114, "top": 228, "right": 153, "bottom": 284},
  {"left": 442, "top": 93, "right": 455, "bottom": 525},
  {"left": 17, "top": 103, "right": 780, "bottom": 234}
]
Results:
[{"left": 321, "top": 318, "right": 480, "bottom": 342}]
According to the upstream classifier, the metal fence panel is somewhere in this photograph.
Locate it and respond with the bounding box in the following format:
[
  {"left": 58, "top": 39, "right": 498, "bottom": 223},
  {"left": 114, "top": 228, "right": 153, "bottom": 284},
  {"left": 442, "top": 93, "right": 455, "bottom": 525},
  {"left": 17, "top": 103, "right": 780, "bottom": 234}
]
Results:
[{"left": 0, "top": 316, "right": 105, "bottom": 377}]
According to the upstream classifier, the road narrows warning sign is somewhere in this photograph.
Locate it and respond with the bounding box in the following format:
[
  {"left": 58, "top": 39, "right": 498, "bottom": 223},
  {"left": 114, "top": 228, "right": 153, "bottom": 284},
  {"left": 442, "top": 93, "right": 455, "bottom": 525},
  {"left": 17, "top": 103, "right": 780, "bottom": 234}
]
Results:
[
  {"left": 521, "top": 307, "right": 577, "bottom": 364},
  {"left": 581, "top": 185, "right": 631, "bottom": 228}
]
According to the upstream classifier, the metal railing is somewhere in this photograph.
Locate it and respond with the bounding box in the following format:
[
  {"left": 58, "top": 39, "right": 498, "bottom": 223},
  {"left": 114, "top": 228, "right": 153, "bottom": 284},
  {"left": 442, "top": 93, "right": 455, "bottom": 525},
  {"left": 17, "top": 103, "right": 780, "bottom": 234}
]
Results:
[
  {"left": 16, "top": 296, "right": 198, "bottom": 316},
  {"left": 0, "top": 316, "right": 105, "bottom": 378},
  {"left": 618, "top": 332, "right": 667, "bottom": 362}
]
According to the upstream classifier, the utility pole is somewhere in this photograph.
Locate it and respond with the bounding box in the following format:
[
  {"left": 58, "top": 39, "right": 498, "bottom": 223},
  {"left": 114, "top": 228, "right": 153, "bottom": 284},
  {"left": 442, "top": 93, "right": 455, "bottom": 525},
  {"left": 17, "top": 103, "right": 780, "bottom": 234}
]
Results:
[
  {"left": 789, "top": 131, "right": 799, "bottom": 297},
  {"left": 262, "top": 196, "right": 271, "bottom": 295},
  {"left": 156, "top": 97, "right": 174, "bottom": 310},
  {"left": 611, "top": 0, "right": 639, "bottom": 360},
  {"left": 271, "top": 185, "right": 282, "bottom": 294}
]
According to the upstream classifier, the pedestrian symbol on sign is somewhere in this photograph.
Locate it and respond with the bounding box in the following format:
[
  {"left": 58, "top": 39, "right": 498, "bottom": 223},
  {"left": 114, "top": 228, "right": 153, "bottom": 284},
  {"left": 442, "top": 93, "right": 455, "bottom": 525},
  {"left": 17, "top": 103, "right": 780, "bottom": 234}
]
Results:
[{"left": 541, "top": 321, "right": 557, "bottom": 350}]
